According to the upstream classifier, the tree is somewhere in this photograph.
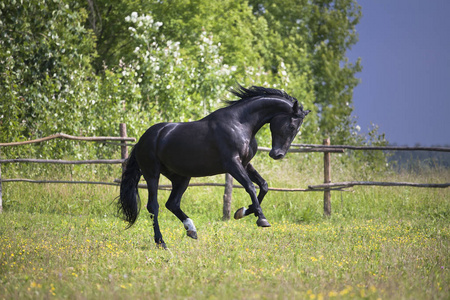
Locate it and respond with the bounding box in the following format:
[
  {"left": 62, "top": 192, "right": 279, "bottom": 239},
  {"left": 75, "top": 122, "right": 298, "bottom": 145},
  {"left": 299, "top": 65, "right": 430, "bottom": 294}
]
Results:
[
  {"left": 84, "top": 0, "right": 140, "bottom": 73},
  {"left": 1, "top": 0, "right": 364, "bottom": 155},
  {"left": 248, "top": 0, "right": 362, "bottom": 143},
  {"left": 0, "top": 0, "right": 97, "bottom": 148}
]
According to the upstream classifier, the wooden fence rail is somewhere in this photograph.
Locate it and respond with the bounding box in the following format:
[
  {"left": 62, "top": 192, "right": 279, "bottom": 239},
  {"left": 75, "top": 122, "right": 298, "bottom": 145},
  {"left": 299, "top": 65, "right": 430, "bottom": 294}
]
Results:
[
  {"left": 0, "top": 132, "right": 136, "bottom": 146},
  {"left": 0, "top": 159, "right": 125, "bottom": 164},
  {"left": 292, "top": 144, "right": 450, "bottom": 152},
  {"left": 0, "top": 123, "right": 449, "bottom": 216},
  {"left": 309, "top": 181, "right": 450, "bottom": 189}
]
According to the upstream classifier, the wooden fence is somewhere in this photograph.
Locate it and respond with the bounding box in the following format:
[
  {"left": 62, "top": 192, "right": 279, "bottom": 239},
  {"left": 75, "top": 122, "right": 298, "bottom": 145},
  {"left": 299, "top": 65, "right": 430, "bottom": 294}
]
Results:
[{"left": 1, "top": 124, "right": 449, "bottom": 217}]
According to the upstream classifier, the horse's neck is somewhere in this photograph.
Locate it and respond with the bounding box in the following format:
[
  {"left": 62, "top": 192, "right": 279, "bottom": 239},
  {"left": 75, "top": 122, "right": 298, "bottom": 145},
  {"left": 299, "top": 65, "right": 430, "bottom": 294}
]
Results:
[{"left": 238, "top": 98, "right": 291, "bottom": 133}]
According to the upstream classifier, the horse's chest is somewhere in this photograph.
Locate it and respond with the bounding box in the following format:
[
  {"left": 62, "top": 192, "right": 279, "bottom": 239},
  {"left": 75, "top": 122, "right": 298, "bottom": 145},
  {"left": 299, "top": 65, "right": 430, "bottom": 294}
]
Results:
[{"left": 239, "top": 138, "right": 257, "bottom": 165}]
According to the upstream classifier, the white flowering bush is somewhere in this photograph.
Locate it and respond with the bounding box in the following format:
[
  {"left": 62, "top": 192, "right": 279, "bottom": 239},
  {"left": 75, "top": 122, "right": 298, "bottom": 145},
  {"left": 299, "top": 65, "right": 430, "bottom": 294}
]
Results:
[{"left": 122, "top": 12, "right": 236, "bottom": 124}]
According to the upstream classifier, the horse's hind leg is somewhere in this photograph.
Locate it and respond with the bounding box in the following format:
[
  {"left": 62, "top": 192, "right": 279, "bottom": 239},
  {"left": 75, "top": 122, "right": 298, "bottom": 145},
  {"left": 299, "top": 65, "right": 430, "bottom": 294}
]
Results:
[
  {"left": 234, "top": 163, "right": 269, "bottom": 220},
  {"left": 165, "top": 175, "right": 197, "bottom": 239},
  {"left": 144, "top": 175, "right": 166, "bottom": 249}
]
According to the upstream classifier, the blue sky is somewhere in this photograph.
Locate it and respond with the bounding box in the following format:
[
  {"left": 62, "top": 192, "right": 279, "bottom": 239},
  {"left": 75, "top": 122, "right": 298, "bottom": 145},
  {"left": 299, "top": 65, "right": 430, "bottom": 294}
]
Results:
[{"left": 347, "top": 0, "right": 450, "bottom": 146}]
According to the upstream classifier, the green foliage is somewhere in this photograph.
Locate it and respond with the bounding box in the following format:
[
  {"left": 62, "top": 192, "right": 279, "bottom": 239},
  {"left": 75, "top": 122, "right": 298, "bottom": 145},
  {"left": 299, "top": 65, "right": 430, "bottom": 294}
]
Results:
[
  {"left": 248, "top": 0, "right": 362, "bottom": 143},
  {"left": 335, "top": 122, "right": 390, "bottom": 172},
  {"left": 83, "top": 0, "right": 140, "bottom": 73},
  {"left": 0, "top": 0, "right": 96, "bottom": 135},
  {"left": 306, "top": 0, "right": 362, "bottom": 143},
  {"left": 1, "top": 0, "right": 378, "bottom": 160},
  {"left": 0, "top": 0, "right": 99, "bottom": 158}
]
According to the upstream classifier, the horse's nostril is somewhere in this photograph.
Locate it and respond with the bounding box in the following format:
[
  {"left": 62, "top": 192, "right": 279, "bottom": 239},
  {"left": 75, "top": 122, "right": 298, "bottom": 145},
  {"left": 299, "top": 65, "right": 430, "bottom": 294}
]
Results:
[{"left": 269, "top": 149, "right": 285, "bottom": 160}]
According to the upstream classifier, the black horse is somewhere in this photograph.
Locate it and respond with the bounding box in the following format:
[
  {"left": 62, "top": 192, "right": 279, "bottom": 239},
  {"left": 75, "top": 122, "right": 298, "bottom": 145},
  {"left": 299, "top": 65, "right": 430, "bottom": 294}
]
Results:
[{"left": 118, "top": 85, "right": 310, "bottom": 248}]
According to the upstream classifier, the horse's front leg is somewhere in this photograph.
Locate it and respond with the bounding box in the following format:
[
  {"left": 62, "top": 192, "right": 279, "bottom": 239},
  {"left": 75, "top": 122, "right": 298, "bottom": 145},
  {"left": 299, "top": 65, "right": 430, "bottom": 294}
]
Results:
[
  {"left": 226, "top": 159, "right": 271, "bottom": 227},
  {"left": 234, "top": 163, "right": 269, "bottom": 220}
]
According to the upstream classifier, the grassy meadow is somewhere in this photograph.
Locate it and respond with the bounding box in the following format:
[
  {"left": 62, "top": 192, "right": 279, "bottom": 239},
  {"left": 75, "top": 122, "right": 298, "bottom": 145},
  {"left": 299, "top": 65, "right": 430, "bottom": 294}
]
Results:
[{"left": 1, "top": 153, "right": 449, "bottom": 299}]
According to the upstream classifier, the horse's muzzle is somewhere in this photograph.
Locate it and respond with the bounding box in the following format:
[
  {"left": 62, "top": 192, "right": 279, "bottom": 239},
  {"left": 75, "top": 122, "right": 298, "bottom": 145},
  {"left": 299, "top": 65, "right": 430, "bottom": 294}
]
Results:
[{"left": 269, "top": 149, "right": 285, "bottom": 160}]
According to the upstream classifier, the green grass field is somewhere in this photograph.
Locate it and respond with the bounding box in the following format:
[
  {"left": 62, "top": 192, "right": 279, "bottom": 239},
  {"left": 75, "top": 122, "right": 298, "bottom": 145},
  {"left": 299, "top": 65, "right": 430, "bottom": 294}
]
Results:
[{"left": 1, "top": 156, "right": 449, "bottom": 299}]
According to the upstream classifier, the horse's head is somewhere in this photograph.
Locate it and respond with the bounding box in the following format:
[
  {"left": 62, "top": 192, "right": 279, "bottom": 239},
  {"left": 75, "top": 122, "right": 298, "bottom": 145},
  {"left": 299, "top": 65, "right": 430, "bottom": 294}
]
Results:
[{"left": 269, "top": 101, "right": 310, "bottom": 160}]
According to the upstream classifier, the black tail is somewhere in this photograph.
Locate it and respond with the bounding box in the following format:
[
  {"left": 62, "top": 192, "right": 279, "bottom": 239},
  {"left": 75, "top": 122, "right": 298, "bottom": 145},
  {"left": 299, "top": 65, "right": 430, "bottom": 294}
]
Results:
[{"left": 117, "top": 146, "right": 141, "bottom": 228}]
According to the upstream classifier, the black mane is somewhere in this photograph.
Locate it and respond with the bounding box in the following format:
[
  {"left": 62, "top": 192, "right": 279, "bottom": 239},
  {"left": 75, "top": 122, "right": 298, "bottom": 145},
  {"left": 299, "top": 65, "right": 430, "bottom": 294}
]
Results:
[{"left": 227, "top": 85, "right": 299, "bottom": 107}]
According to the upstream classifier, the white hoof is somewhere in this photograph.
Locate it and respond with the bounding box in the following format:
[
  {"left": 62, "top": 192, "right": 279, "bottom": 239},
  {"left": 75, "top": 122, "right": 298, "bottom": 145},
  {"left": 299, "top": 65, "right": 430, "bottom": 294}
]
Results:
[{"left": 234, "top": 207, "right": 247, "bottom": 219}]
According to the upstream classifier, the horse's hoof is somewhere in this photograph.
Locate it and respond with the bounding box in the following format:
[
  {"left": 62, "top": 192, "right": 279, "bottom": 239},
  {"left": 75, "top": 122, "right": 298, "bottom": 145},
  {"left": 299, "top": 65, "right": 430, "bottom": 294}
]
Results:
[
  {"left": 156, "top": 242, "right": 167, "bottom": 250},
  {"left": 234, "top": 207, "right": 246, "bottom": 220},
  {"left": 256, "top": 218, "right": 271, "bottom": 227},
  {"left": 187, "top": 230, "right": 198, "bottom": 239}
]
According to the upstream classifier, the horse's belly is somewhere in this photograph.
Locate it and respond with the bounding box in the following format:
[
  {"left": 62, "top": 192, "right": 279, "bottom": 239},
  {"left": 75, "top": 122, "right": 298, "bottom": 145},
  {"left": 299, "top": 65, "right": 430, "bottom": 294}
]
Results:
[{"left": 160, "top": 147, "right": 225, "bottom": 177}]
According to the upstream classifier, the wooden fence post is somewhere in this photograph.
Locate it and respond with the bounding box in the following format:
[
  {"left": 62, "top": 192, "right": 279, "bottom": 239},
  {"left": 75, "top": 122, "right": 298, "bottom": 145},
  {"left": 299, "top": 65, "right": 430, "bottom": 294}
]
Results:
[
  {"left": 222, "top": 173, "right": 233, "bottom": 220},
  {"left": 0, "top": 149, "right": 2, "bottom": 213},
  {"left": 323, "top": 138, "right": 332, "bottom": 216},
  {"left": 119, "top": 123, "right": 128, "bottom": 171}
]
